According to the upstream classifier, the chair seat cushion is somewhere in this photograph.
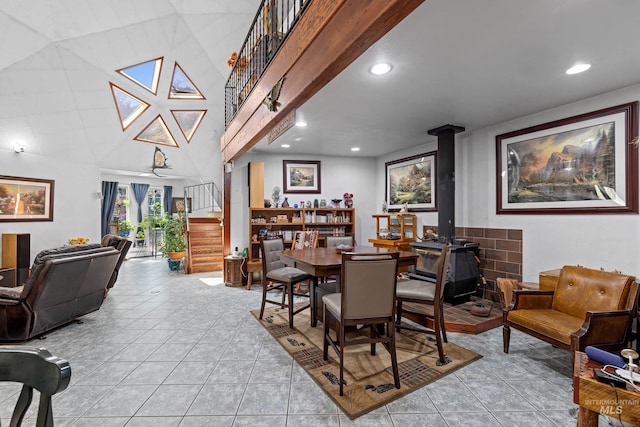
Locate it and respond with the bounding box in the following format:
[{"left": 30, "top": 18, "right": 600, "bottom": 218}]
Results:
[
  {"left": 266, "top": 267, "right": 309, "bottom": 283},
  {"left": 396, "top": 280, "right": 436, "bottom": 301},
  {"left": 507, "top": 309, "right": 583, "bottom": 345},
  {"left": 323, "top": 292, "right": 341, "bottom": 317}
]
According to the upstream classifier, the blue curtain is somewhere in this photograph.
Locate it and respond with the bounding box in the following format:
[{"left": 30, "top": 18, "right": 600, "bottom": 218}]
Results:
[
  {"left": 101, "top": 181, "right": 118, "bottom": 237},
  {"left": 164, "top": 185, "right": 173, "bottom": 215},
  {"left": 131, "top": 183, "right": 149, "bottom": 222}
]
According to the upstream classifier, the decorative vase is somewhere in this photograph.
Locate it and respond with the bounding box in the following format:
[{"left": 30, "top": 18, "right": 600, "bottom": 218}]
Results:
[{"left": 282, "top": 197, "right": 290, "bottom": 207}]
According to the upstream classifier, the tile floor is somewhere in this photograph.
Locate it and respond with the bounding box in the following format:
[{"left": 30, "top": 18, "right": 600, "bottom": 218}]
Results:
[{"left": 1, "top": 257, "right": 626, "bottom": 426}]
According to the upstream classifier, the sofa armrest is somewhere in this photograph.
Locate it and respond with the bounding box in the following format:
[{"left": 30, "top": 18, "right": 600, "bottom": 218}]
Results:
[
  {"left": 572, "top": 309, "right": 634, "bottom": 350},
  {"left": 0, "top": 286, "right": 24, "bottom": 300},
  {"left": 511, "top": 290, "right": 554, "bottom": 310}
]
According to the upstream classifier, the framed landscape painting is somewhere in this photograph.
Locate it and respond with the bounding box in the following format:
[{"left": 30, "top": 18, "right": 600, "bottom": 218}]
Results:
[
  {"left": 283, "top": 160, "right": 321, "bottom": 194},
  {"left": 0, "top": 175, "right": 54, "bottom": 222},
  {"left": 496, "top": 102, "right": 638, "bottom": 214},
  {"left": 385, "top": 152, "right": 436, "bottom": 212}
]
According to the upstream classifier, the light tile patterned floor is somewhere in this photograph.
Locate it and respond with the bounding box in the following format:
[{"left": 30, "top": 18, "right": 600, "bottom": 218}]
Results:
[{"left": 0, "top": 257, "right": 625, "bottom": 426}]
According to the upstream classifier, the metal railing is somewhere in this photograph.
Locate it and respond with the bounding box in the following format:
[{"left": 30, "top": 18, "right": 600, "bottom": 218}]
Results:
[
  {"left": 184, "top": 182, "right": 222, "bottom": 215},
  {"left": 224, "top": 0, "right": 310, "bottom": 127}
]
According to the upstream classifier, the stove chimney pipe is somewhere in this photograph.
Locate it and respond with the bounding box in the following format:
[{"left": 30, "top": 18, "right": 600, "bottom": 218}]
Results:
[{"left": 428, "top": 124, "right": 465, "bottom": 243}]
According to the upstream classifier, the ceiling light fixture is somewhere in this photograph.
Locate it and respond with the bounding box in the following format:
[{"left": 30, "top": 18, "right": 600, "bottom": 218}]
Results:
[
  {"left": 566, "top": 63, "right": 591, "bottom": 75},
  {"left": 351, "top": 147, "right": 360, "bottom": 152},
  {"left": 295, "top": 121, "right": 307, "bottom": 127},
  {"left": 281, "top": 144, "right": 290, "bottom": 148},
  {"left": 370, "top": 63, "right": 392, "bottom": 75},
  {"left": 13, "top": 142, "right": 25, "bottom": 153}
]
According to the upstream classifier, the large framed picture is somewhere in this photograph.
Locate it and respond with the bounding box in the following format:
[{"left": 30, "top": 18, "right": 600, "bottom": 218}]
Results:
[
  {"left": 0, "top": 175, "right": 55, "bottom": 222},
  {"left": 283, "top": 160, "right": 321, "bottom": 194},
  {"left": 385, "top": 152, "right": 437, "bottom": 212},
  {"left": 171, "top": 197, "right": 191, "bottom": 214},
  {"left": 496, "top": 101, "right": 638, "bottom": 214}
]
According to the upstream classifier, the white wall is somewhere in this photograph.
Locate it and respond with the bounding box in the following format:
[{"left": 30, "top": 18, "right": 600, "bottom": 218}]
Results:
[
  {"left": 375, "top": 84, "right": 640, "bottom": 281},
  {"left": 230, "top": 153, "right": 377, "bottom": 253},
  {"left": 1, "top": 151, "right": 101, "bottom": 259}
]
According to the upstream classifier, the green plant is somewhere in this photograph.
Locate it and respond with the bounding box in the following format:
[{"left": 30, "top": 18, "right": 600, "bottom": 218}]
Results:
[
  {"left": 136, "top": 230, "right": 145, "bottom": 239},
  {"left": 118, "top": 220, "right": 135, "bottom": 232},
  {"left": 161, "top": 213, "right": 187, "bottom": 255}
]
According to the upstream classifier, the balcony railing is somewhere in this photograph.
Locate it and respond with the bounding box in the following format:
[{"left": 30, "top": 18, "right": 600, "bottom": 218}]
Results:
[{"left": 224, "top": 0, "right": 310, "bottom": 127}]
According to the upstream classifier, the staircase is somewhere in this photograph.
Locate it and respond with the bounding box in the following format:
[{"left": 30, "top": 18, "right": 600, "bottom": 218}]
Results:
[
  {"left": 183, "top": 182, "right": 224, "bottom": 274},
  {"left": 187, "top": 217, "right": 223, "bottom": 273}
]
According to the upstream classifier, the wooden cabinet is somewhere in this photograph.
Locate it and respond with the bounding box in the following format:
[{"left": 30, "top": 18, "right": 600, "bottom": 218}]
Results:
[
  {"left": 2, "top": 233, "right": 30, "bottom": 286},
  {"left": 368, "top": 214, "right": 416, "bottom": 251},
  {"left": 248, "top": 207, "right": 355, "bottom": 260},
  {"left": 224, "top": 256, "right": 244, "bottom": 287}
]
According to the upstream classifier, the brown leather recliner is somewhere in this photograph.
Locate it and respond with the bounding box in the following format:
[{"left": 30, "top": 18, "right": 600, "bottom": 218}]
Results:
[
  {"left": 101, "top": 234, "right": 132, "bottom": 291},
  {"left": 0, "top": 244, "right": 120, "bottom": 342},
  {"left": 503, "top": 265, "right": 638, "bottom": 357}
]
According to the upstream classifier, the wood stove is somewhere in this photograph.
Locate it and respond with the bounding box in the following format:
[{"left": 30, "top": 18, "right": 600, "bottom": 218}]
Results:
[{"left": 409, "top": 240, "right": 480, "bottom": 304}]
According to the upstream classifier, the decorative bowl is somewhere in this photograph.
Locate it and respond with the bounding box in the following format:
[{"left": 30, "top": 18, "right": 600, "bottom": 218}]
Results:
[{"left": 335, "top": 244, "right": 353, "bottom": 253}]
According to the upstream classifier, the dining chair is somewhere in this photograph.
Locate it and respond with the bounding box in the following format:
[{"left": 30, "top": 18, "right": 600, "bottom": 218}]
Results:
[
  {"left": 395, "top": 244, "right": 451, "bottom": 364},
  {"left": 325, "top": 235, "right": 355, "bottom": 248},
  {"left": 0, "top": 346, "right": 71, "bottom": 427},
  {"left": 259, "top": 237, "right": 311, "bottom": 328},
  {"left": 291, "top": 230, "right": 319, "bottom": 292},
  {"left": 322, "top": 252, "right": 400, "bottom": 396}
]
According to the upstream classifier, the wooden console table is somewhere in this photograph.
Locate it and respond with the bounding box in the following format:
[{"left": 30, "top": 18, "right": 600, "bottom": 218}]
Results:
[{"left": 573, "top": 351, "right": 640, "bottom": 426}]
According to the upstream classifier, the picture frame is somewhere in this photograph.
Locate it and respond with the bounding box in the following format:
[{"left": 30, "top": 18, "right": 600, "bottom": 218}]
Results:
[
  {"left": 0, "top": 175, "right": 55, "bottom": 222},
  {"left": 496, "top": 101, "right": 638, "bottom": 214},
  {"left": 385, "top": 152, "right": 437, "bottom": 212},
  {"left": 283, "top": 160, "right": 321, "bottom": 194},
  {"left": 171, "top": 197, "right": 192, "bottom": 214}
]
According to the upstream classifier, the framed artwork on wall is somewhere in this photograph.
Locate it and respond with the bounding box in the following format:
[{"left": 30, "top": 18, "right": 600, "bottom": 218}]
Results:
[
  {"left": 0, "top": 175, "right": 54, "bottom": 222},
  {"left": 283, "top": 160, "right": 321, "bottom": 194},
  {"left": 496, "top": 101, "right": 638, "bottom": 214},
  {"left": 385, "top": 152, "right": 437, "bottom": 212},
  {"left": 171, "top": 197, "right": 192, "bottom": 214}
]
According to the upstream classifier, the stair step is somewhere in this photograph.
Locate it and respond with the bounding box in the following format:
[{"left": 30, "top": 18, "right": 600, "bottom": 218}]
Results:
[{"left": 191, "top": 262, "right": 223, "bottom": 273}]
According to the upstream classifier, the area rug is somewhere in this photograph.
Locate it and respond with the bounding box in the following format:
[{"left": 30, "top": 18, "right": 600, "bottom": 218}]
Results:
[{"left": 252, "top": 306, "right": 482, "bottom": 419}]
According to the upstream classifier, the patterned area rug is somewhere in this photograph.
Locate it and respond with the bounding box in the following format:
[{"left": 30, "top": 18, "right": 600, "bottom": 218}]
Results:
[{"left": 252, "top": 306, "right": 482, "bottom": 419}]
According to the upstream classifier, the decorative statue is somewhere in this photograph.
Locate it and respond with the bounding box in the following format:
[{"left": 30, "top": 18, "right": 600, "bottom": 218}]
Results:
[
  {"left": 382, "top": 200, "right": 388, "bottom": 213},
  {"left": 271, "top": 186, "right": 281, "bottom": 208}
]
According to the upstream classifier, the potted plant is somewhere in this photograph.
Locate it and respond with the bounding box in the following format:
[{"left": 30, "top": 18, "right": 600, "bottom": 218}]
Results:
[
  {"left": 118, "top": 220, "right": 135, "bottom": 237},
  {"left": 161, "top": 213, "right": 187, "bottom": 269},
  {"left": 135, "top": 229, "right": 145, "bottom": 247}
]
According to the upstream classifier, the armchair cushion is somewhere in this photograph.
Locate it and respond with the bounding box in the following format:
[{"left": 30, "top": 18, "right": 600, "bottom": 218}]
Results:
[{"left": 506, "top": 309, "right": 583, "bottom": 346}]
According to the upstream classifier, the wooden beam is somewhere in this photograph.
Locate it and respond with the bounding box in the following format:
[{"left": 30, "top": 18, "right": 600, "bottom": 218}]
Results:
[{"left": 221, "top": 0, "right": 424, "bottom": 162}]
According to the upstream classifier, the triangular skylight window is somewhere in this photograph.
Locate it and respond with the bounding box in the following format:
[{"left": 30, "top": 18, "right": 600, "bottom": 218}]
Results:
[
  {"left": 134, "top": 115, "right": 179, "bottom": 147},
  {"left": 169, "top": 62, "right": 205, "bottom": 99},
  {"left": 171, "top": 110, "right": 207, "bottom": 143},
  {"left": 116, "top": 57, "right": 163, "bottom": 95},
  {"left": 109, "top": 83, "right": 151, "bottom": 131}
]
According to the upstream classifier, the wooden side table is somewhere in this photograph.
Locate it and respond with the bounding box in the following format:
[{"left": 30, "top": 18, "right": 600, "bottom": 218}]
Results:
[
  {"left": 224, "top": 256, "right": 244, "bottom": 287},
  {"left": 246, "top": 260, "right": 263, "bottom": 290}
]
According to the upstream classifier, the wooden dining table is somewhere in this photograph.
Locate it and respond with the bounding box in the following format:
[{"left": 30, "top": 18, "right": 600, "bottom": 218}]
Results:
[{"left": 279, "top": 246, "right": 418, "bottom": 327}]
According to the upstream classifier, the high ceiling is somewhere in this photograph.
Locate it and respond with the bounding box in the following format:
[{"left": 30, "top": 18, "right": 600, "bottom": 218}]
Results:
[{"left": 2, "top": 0, "right": 640, "bottom": 178}]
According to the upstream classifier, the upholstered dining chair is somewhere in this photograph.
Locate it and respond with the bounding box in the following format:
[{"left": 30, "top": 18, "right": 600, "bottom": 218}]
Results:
[
  {"left": 0, "top": 346, "right": 71, "bottom": 426},
  {"left": 322, "top": 252, "right": 400, "bottom": 396},
  {"left": 325, "top": 235, "right": 355, "bottom": 248},
  {"left": 395, "top": 245, "right": 451, "bottom": 364},
  {"left": 259, "top": 237, "right": 311, "bottom": 329}
]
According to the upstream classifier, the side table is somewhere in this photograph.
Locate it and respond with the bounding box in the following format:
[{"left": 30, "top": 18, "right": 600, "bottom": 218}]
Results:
[
  {"left": 224, "top": 256, "right": 244, "bottom": 287},
  {"left": 0, "top": 268, "right": 16, "bottom": 287},
  {"left": 246, "top": 260, "right": 262, "bottom": 290}
]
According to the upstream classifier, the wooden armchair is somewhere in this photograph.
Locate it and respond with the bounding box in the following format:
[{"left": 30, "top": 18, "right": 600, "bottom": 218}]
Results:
[{"left": 503, "top": 265, "right": 638, "bottom": 358}]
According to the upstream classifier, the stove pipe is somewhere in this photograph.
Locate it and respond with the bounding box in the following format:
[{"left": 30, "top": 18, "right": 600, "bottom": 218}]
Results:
[{"left": 427, "top": 124, "right": 465, "bottom": 243}]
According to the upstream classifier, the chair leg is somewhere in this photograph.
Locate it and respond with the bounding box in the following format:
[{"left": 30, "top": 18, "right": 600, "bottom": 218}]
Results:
[
  {"left": 388, "top": 320, "right": 400, "bottom": 389},
  {"left": 503, "top": 325, "right": 510, "bottom": 353},
  {"left": 395, "top": 300, "right": 403, "bottom": 330},
  {"left": 440, "top": 304, "right": 448, "bottom": 343},
  {"left": 339, "top": 325, "right": 345, "bottom": 396},
  {"left": 259, "top": 283, "right": 268, "bottom": 319},
  {"left": 287, "top": 281, "right": 294, "bottom": 329},
  {"left": 433, "top": 304, "right": 446, "bottom": 364},
  {"left": 323, "top": 310, "right": 329, "bottom": 360}
]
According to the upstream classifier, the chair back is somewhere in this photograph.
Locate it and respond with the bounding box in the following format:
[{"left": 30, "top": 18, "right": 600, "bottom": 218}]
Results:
[
  {"left": 260, "top": 237, "right": 286, "bottom": 275},
  {"left": 291, "top": 230, "right": 319, "bottom": 250},
  {"left": 434, "top": 245, "right": 451, "bottom": 301},
  {"left": 101, "top": 234, "right": 132, "bottom": 289},
  {"left": 340, "top": 252, "right": 399, "bottom": 320},
  {"left": 325, "top": 235, "right": 354, "bottom": 247}
]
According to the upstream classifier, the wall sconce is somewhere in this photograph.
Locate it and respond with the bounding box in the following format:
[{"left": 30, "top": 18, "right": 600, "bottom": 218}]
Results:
[{"left": 13, "top": 142, "right": 25, "bottom": 153}]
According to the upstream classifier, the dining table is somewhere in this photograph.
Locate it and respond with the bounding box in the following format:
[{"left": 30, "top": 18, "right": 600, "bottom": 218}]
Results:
[{"left": 278, "top": 246, "right": 418, "bottom": 327}]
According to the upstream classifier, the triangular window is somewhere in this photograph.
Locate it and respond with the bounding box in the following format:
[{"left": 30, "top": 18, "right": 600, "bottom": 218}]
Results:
[
  {"left": 109, "top": 83, "right": 150, "bottom": 131},
  {"left": 134, "top": 115, "right": 178, "bottom": 147},
  {"left": 171, "top": 110, "right": 207, "bottom": 142},
  {"left": 169, "top": 62, "right": 205, "bottom": 99},
  {"left": 116, "top": 57, "right": 163, "bottom": 95}
]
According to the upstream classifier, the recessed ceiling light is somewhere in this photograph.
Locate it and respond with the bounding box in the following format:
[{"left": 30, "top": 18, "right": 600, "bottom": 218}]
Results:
[
  {"left": 281, "top": 144, "right": 290, "bottom": 148},
  {"left": 566, "top": 63, "right": 591, "bottom": 75},
  {"left": 294, "top": 137, "right": 302, "bottom": 141},
  {"left": 351, "top": 147, "right": 360, "bottom": 152},
  {"left": 370, "top": 63, "right": 392, "bottom": 75},
  {"left": 295, "top": 121, "right": 307, "bottom": 127}
]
